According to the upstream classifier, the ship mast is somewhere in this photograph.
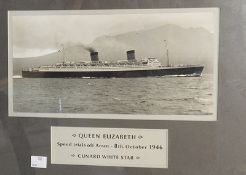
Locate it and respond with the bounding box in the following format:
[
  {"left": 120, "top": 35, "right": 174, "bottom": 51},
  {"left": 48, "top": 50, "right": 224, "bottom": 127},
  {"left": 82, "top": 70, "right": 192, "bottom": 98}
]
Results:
[
  {"left": 61, "top": 44, "right": 66, "bottom": 63},
  {"left": 164, "top": 40, "right": 170, "bottom": 67}
]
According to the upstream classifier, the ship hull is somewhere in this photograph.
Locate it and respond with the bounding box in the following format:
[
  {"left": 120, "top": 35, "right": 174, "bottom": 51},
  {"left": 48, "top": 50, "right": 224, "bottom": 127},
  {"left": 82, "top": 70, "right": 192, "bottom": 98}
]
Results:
[{"left": 22, "top": 66, "right": 204, "bottom": 78}]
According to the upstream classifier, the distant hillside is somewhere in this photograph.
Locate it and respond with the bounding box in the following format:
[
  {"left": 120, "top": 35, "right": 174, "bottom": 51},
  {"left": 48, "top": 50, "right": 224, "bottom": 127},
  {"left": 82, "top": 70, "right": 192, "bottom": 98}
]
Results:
[{"left": 13, "top": 24, "right": 215, "bottom": 75}]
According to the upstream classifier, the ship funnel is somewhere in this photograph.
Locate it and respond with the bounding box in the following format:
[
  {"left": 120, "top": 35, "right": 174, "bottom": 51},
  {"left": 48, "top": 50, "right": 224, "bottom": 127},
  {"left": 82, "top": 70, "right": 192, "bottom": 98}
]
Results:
[
  {"left": 127, "top": 50, "right": 136, "bottom": 62},
  {"left": 90, "top": 52, "right": 99, "bottom": 62}
]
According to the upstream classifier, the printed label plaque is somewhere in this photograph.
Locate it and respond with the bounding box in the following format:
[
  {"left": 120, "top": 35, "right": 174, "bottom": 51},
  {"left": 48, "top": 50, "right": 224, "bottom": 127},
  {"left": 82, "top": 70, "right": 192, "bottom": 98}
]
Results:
[{"left": 51, "top": 127, "right": 168, "bottom": 168}]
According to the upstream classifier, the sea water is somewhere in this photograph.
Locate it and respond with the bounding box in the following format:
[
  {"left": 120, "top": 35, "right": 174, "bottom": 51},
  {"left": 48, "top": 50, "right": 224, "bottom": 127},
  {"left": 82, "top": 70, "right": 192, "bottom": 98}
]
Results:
[{"left": 13, "top": 74, "right": 214, "bottom": 115}]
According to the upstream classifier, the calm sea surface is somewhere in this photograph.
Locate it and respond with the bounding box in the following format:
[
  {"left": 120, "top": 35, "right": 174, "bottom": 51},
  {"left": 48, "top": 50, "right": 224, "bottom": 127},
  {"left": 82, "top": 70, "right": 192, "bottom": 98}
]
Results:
[{"left": 13, "top": 75, "right": 214, "bottom": 115}]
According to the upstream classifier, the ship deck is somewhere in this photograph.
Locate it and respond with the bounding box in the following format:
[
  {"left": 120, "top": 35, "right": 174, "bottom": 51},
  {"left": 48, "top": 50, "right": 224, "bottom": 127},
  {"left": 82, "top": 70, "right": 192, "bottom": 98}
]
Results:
[{"left": 27, "top": 65, "right": 203, "bottom": 72}]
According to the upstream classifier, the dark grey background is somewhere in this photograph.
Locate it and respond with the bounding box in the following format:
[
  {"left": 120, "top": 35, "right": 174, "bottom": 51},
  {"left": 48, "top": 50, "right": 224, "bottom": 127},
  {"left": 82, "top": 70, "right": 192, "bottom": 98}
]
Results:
[{"left": 0, "top": 0, "right": 245, "bottom": 175}]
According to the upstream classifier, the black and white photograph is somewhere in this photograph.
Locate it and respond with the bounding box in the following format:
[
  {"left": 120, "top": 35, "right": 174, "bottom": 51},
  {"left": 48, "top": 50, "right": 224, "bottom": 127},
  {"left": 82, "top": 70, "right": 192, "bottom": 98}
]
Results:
[{"left": 8, "top": 8, "right": 219, "bottom": 120}]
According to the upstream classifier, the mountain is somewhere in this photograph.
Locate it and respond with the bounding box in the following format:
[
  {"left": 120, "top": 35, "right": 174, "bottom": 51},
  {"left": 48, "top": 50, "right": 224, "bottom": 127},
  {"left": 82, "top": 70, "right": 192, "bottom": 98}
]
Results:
[{"left": 13, "top": 24, "right": 215, "bottom": 75}]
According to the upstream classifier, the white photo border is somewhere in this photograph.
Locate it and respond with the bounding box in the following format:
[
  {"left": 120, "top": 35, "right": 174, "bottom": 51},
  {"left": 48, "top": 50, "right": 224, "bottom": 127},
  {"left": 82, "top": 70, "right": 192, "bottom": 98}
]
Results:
[{"left": 8, "top": 8, "right": 219, "bottom": 121}]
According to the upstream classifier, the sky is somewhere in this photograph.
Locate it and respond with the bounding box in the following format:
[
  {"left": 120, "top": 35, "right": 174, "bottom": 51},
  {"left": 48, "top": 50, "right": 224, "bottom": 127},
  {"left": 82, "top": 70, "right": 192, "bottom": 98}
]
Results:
[{"left": 10, "top": 9, "right": 218, "bottom": 58}]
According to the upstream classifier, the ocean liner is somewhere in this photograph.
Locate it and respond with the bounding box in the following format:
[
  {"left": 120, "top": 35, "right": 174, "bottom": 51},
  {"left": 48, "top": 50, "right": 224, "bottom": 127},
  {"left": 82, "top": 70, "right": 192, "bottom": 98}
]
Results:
[{"left": 21, "top": 45, "right": 204, "bottom": 78}]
